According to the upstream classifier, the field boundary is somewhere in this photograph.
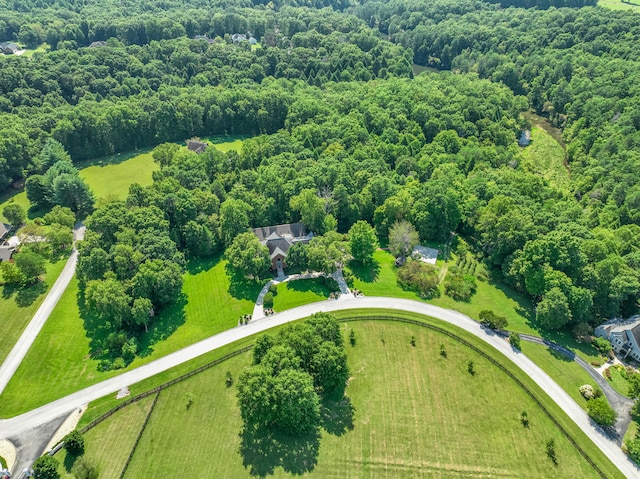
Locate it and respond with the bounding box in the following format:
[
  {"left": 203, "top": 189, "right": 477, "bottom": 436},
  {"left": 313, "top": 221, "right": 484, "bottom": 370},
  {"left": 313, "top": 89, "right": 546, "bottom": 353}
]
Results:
[
  {"left": 77, "top": 315, "right": 608, "bottom": 478},
  {"left": 79, "top": 346, "right": 253, "bottom": 434},
  {"left": 118, "top": 390, "right": 160, "bottom": 479}
]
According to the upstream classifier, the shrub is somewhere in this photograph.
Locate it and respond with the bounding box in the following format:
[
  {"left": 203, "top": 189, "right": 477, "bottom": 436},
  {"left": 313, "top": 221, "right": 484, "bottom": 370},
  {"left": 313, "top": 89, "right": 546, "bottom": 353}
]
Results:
[
  {"left": 509, "top": 332, "right": 521, "bottom": 350},
  {"left": 593, "top": 387, "right": 603, "bottom": 399},
  {"left": 587, "top": 397, "right": 617, "bottom": 427},
  {"left": 263, "top": 292, "right": 274, "bottom": 308},
  {"left": 71, "top": 456, "right": 99, "bottom": 479},
  {"left": 226, "top": 371, "right": 233, "bottom": 387},
  {"left": 546, "top": 439, "right": 557, "bottom": 465},
  {"left": 33, "top": 454, "right": 60, "bottom": 479},
  {"left": 592, "top": 337, "right": 612, "bottom": 356},
  {"left": 444, "top": 265, "right": 477, "bottom": 301},
  {"left": 604, "top": 367, "right": 612, "bottom": 380},
  {"left": 467, "top": 360, "right": 475, "bottom": 375},
  {"left": 440, "top": 344, "right": 447, "bottom": 358},
  {"left": 626, "top": 436, "right": 640, "bottom": 464},
  {"left": 579, "top": 384, "right": 595, "bottom": 400},
  {"left": 396, "top": 259, "right": 440, "bottom": 298},
  {"left": 519, "top": 411, "right": 529, "bottom": 427},
  {"left": 112, "top": 357, "right": 126, "bottom": 370},
  {"left": 349, "top": 329, "right": 356, "bottom": 346},
  {"left": 590, "top": 360, "right": 602, "bottom": 367},
  {"left": 410, "top": 336, "right": 416, "bottom": 347},
  {"left": 572, "top": 322, "right": 593, "bottom": 342},
  {"left": 478, "top": 310, "right": 508, "bottom": 330},
  {"left": 63, "top": 430, "right": 85, "bottom": 456},
  {"left": 268, "top": 283, "right": 278, "bottom": 296},
  {"left": 185, "top": 393, "right": 194, "bottom": 409}
]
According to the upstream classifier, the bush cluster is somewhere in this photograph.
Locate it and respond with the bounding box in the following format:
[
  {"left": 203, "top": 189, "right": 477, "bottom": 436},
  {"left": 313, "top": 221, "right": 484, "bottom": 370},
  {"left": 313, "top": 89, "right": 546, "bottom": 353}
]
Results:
[{"left": 396, "top": 259, "right": 440, "bottom": 298}]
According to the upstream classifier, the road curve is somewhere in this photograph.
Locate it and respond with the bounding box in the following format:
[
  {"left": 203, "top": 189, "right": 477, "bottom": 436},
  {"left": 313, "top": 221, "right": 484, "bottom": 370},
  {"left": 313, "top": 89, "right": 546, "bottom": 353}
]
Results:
[
  {"left": 0, "top": 225, "right": 84, "bottom": 396},
  {"left": 0, "top": 297, "right": 638, "bottom": 478}
]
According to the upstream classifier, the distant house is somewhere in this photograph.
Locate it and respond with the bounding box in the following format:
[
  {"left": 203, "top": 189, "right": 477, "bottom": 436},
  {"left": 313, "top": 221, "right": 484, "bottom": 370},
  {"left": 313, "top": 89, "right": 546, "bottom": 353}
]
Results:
[
  {"left": 88, "top": 41, "right": 107, "bottom": 48},
  {"left": 186, "top": 139, "right": 208, "bottom": 154},
  {"left": 193, "top": 35, "right": 215, "bottom": 44},
  {"left": 252, "top": 223, "right": 312, "bottom": 271},
  {"left": 519, "top": 129, "right": 531, "bottom": 147},
  {"left": 231, "top": 33, "right": 247, "bottom": 44},
  {"left": 0, "top": 41, "right": 19, "bottom": 54},
  {"left": 596, "top": 316, "right": 640, "bottom": 362}
]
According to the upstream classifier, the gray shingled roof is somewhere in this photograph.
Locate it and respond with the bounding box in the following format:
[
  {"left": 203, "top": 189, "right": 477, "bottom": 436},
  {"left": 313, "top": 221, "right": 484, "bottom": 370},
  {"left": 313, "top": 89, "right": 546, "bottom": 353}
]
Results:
[{"left": 253, "top": 223, "right": 307, "bottom": 242}]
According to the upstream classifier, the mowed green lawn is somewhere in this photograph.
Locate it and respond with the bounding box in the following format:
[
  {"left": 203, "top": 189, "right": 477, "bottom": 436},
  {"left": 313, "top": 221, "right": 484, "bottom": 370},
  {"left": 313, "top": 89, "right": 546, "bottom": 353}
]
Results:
[
  {"left": 57, "top": 395, "right": 156, "bottom": 479},
  {"left": 273, "top": 278, "right": 335, "bottom": 312},
  {"left": 0, "top": 259, "right": 66, "bottom": 363},
  {"left": 73, "top": 321, "right": 616, "bottom": 478},
  {"left": 78, "top": 150, "right": 158, "bottom": 201},
  {"left": 0, "top": 256, "right": 258, "bottom": 417}
]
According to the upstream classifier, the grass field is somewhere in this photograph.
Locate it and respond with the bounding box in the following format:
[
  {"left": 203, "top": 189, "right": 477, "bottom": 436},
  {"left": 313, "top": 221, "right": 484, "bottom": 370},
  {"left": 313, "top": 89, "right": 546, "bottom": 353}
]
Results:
[
  {"left": 66, "top": 320, "right": 619, "bottom": 478},
  {"left": 77, "top": 150, "right": 158, "bottom": 201},
  {"left": 56, "top": 395, "right": 156, "bottom": 479},
  {"left": 518, "top": 126, "right": 570, "bottom": 192},
  {"left": 0, "top": 255, "right": 258, "bottom": 417},
  {"left": 0, "top": 137, "right": 246, "bottom": 222},
  {"left": 0, "top": 258, "right": 66, "bottom": 364},
  {"left": 273, "top": 278, "right": 336, "bottom": 312}
]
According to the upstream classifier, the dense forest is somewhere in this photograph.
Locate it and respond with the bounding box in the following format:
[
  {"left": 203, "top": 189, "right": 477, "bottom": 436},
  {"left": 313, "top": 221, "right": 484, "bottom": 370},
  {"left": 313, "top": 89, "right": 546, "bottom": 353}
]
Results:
[{"left": 1, "top": 0, "right": 639, "bottom": 365}]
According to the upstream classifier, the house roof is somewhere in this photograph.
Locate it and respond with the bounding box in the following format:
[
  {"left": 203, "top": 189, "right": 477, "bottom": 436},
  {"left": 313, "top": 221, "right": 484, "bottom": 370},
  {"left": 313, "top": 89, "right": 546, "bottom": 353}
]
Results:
[
  {"left": 187, "top": 139, "right": 208, "bottom": 154},
  {"left": 0, "top": 245, "right": 15, "bottom": 262},
  {"left": 0, "top": 42, "right": 19, "bottom": 52},
  {"left": 88, "top": 41, "right": 107, "bottom": 48},
  {"left": 253, "top": 222, "right": 307, "bottom": 242}
]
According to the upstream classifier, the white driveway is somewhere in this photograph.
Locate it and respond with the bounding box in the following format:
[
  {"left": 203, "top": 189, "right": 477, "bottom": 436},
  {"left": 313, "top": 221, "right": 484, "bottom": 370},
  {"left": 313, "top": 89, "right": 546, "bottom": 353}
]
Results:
[
  {"left": 0, "top": 297, "right": 637, "bottom": 477},
  {"left": 0, "top": 225, "right": 85, "bottom": 396}
]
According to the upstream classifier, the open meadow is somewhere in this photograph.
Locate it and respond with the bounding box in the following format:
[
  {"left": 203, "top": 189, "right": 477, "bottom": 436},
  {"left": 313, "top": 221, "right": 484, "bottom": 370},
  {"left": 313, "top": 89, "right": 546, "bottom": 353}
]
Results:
[{"left": 56, "top": 320, "right": 621, "bottom": 478}]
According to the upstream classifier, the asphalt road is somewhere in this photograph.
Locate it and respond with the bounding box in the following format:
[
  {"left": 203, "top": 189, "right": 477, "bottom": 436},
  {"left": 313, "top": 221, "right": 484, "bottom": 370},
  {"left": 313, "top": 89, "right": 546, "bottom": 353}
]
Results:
[
  {"left": 0, "top": 296, "right": 638, "bottom": 477},
  {"left": 0, "top": 225, "right": 84, "bottom": 396}
]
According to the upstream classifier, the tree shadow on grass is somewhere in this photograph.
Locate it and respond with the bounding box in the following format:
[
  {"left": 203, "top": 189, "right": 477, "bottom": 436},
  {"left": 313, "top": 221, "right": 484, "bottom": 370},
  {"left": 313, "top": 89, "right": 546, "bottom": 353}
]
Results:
[
  {"left": 239, "top": 427, "right": 321, "bottom": 477},
  {"left": 348, "top": 259, "right": 380, "bottom": 283},
  {"left": 287, "top": 278, "right": 331, "bottom": 296},
  {"left": 321, "top": 395, "right": 355, "bottom": 436},
  {"left": 78, "top": 290, "right": 112, "bottom": 360},
  {"left": 185, "top": 253, "right": 221, "bottom": 276},
  {"left": 226, "top": 263, "right": 265, "bottom": 302},
  {"left": 137, "top": 294, "right": 187, "bottom": 358},
  {"left": 64, "top": 453, "right": 78, "bottom": 472},
  {"left": 15, "top": 281, "right": 47, "bottom": 307},
  {"left": 239, "top": 396, "right": 355, "bottom": 477}
]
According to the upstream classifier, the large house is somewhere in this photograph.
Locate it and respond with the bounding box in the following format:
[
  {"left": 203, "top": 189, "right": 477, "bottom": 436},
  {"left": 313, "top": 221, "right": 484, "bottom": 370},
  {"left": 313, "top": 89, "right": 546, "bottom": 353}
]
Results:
[
  {"left": 595, "top": 316, "right": 640, "bottom": 362},
  {"left": 252, "top": 222, "right": 312, "bottom": 272}
]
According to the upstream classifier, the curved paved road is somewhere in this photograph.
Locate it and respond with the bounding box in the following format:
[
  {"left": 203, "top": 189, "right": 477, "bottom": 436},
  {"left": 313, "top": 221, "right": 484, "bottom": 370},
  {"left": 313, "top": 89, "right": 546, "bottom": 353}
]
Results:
[
  {"left": 0, "top": 226, "right": 85, "bottom": 396},
  {"left": 0, "top": 297, "right": 638, "bottom": 478}
]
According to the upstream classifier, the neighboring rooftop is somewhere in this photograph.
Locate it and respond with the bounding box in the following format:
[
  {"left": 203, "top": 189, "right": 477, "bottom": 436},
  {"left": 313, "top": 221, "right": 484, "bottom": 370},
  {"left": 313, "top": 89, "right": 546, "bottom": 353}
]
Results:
[
  {"left": 186, "top": 139, "right": 208, "bottom": 154},
  {"left": 412, "top": 245, "right": 439, "bottom": 265},
  {"left": 0, "top": 223, "right": 12, "bottom": 241},
  {"left": 0, "top": 41, "right": 20, "bottom": 54}
]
